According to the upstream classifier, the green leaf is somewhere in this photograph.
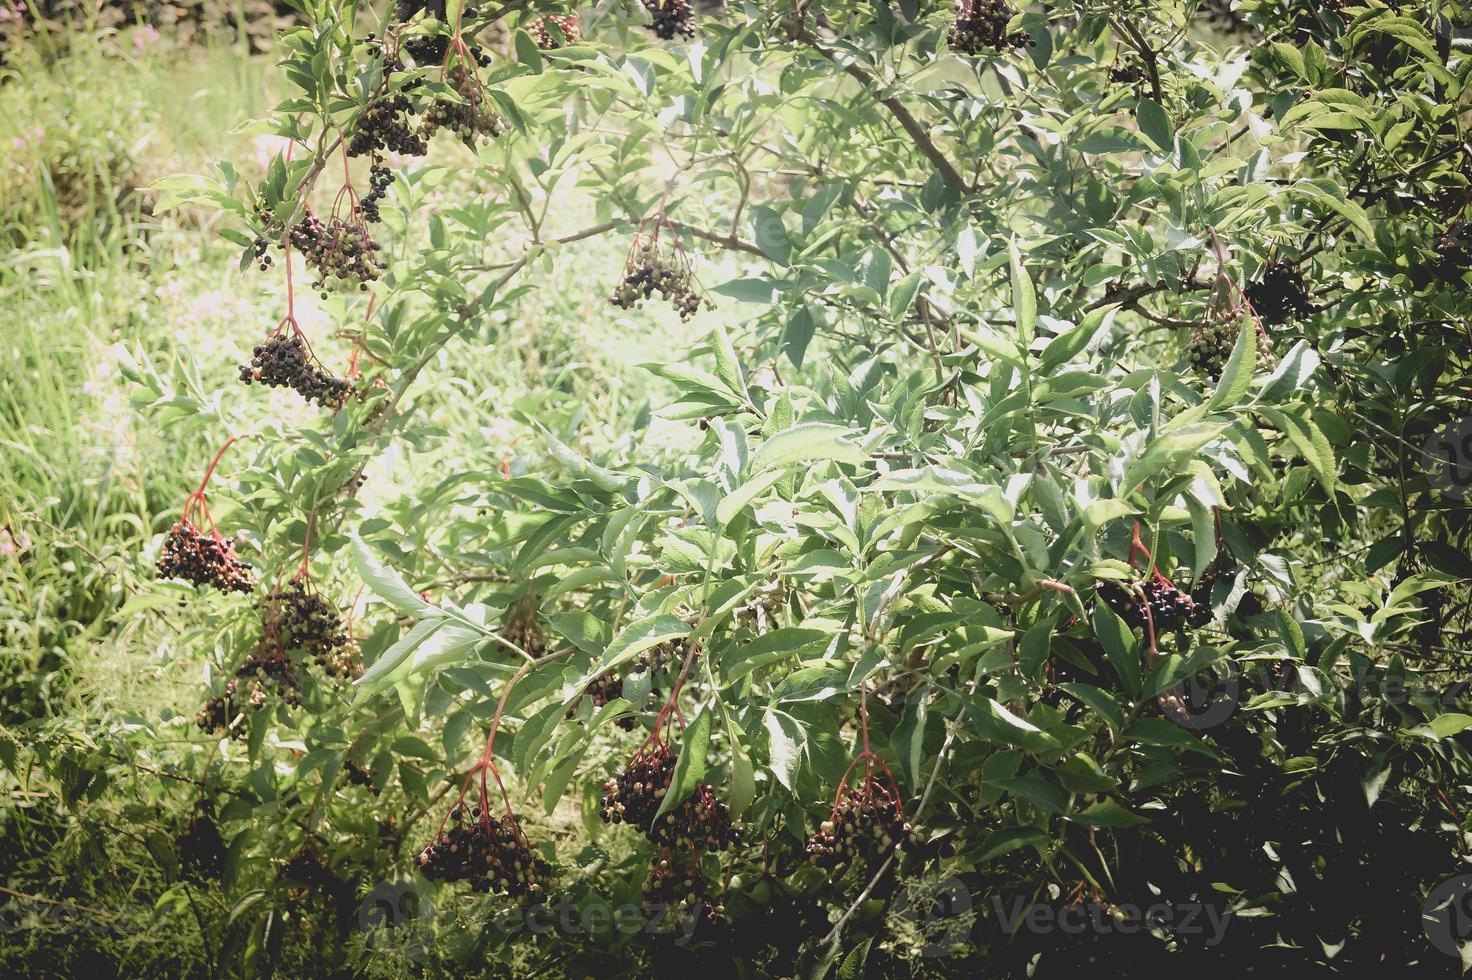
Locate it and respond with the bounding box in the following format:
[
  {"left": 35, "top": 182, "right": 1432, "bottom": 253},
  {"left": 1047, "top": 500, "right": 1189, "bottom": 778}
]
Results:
[
  {"left": 1090, "top": 604, "right": 1140, "bottom": 696},
  {"left": 716, "top": 467, "right": 787, "bottom": 526},
  {"left": 351, "top": 534, "right": 432, "bottom": 617},
  {"left": 1135, "top": 98, "right": 1174, "bottom": 153},
  {"left": 1008, "top": 240, "right": 1036, "bottom": 344},
  {"left": 1073, "top": 798, "right": 1148, "bottom": 827},
  {"left": 974, "top": 698, "right": 1062, "bottom": 754},
  {"left": 749, "top": 423, "right": 866, "bottom": 473},
  {"left": 1208, "top": 315, "right": 1256, "bottom": 410},
  {"left": 750, "top": 205, "right": 791, "bottom": 265},
  {"left": 655, "top": 707, "right": 712, "bottom": 819},
  {"left": 764, "top": 709, "right": 804, "bottom": 791},
  {"left": 580, "top": 614, "right": 692, "bottom": 689},
  {"left": 1418, "top": 713, "right": 1472, "bottom": 740}
]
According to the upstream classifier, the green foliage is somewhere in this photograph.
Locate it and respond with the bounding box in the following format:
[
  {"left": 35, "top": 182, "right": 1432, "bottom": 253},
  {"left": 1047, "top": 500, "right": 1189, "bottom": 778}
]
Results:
[{"left": 8, "top": 0, "right": 1472, "bottom": 976}]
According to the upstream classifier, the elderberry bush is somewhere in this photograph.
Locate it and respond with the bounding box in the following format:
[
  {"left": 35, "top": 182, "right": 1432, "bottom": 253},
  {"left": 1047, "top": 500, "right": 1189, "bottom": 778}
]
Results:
[
  {"left": 239, "top": 333, "right": 353, "bottom": 409},
  {"left": 156, "top": 522, "right": 255, "bottom": 594},
  {"left": 948, "top": 0, "right": 1029, "bottom": 55},
  {"left": 1099, "top": 577, "right": 1204, "bottom": 635},
  {"left": 196, "top": 647, "right": 301, "bottom": 738}
]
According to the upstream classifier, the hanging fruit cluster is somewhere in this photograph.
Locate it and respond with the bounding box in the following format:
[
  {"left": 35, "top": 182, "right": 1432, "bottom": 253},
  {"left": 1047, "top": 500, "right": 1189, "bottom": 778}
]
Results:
[
  {"left": 157, "top": 522, "right": 254, "bottom": 594},
  {"left": 948, "top": 0, "right": 1029, "bottom": 55},
  {"left": 641, "top": 0, "right": 695, "bottom": 40},
  {"left": 572, "top": 641, "right": 683, "bottom": 728},
  {"left": 258, "top": 581, "right": 362, "bottom": 680},
  {"left": 156, "top": 440, "right": 255, "bottom": 594},
  {"left": 422, "top": 61, "right": 507, "bottom": 149},
  {"left": 1433, "top": 221, "right": 1472, "bottom": 285},
  {"left": 1244, "top": 259, "right": 1319, "bottom": 325},
  {"left": 289, "top": 214, "right": 383, "bottom": 292},
  {"left": 196, "top": 645, "right": 302, "bottom": 738},
  {"left": 239, "top": 331, "right": 354, "bottom": 409},
  {"left": 599, "top": 647, "right": 734, "bottom": 927},
  {"left": 417, "top": 804, "right": 557, "bottom": 901},
  {"left": 611, "top": 232, "right": 706, "bottom": 320},
  {"left": 804, "top": 698, "right": 911, "bottom": 874},
  {"left": 529, "top": 13, "right": 581, "bottom": 48},
  {"left": 643, "top": 849, "right": 721, "bottom": 922}
]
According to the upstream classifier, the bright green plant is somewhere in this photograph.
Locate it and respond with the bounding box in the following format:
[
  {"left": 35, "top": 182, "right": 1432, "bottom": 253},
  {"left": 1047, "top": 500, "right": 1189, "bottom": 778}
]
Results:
[{"left": 22, "top": 0, "right": 1472, "bottom": 975}]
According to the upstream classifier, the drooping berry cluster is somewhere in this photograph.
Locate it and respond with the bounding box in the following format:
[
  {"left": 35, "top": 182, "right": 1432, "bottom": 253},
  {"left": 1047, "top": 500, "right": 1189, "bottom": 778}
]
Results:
[
  {"left": 529, "top": 13, "right": 582, "bottom": 48},
  {"left": 239, "top": 333, "right": 353, "bottom": 409},
  {"left": 196, "top": 646, "right": 301, "bottom": 738},
  {"left": 402, "top": 32, "right": 492, "bottom": 70},
  {"left": 1099, "top": 575, "right": 1212, "bottom": 635},
  {"left": 948, "top": 0, "right": 1029, "bottom": 55},
  {"left": 804, "top": 758, "right": 911, "bottom": 872},
  {"left": 417, "top": 804, "right": 557, "bottom": 902},
  {"left": 360, "top": 163, "right": 394, "bottom": 224},
  {"left": 157, "top": 521, "right": 255, "bottom": 593},
  {"left": 611, "top": 238, "right": 705, "bottom": 319},
  {"left": 1244, "top": 260, "right": 1319, "bottom": 325},
  {"left": 348, "top": 92, "right": 429, "bottom": 159},
  {"left": 649, "top": 782, "right": 741, "bottom": 851},
  {"left": 422, "top": 63, "right": 507, "bottom": 149},
  {"left": 572, "top": 642, "right": 683, "bottom": 728},
  {"left": 259, "top": 582, "right": 361, "bottom": 679},
  {"left": 642, "top": 0, "right": 695, "bottom": 40},
  {"left": 643, "top": 849, "right": 721, "bottom": 922},
  {"left": 289, "top": 215, "right": 383, "bottom": 292},
  {"left": 1108, "top": 62, "right": 1145, "bottom": 92},
  {"left": 601, "top": 745, "right": 676, "bottom": 830}
]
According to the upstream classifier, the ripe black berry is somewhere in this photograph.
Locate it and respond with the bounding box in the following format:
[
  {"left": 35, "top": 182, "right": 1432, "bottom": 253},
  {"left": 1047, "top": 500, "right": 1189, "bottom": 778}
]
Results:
[{"left": 417, "top": 805, "right": 557, "bottom": 902}]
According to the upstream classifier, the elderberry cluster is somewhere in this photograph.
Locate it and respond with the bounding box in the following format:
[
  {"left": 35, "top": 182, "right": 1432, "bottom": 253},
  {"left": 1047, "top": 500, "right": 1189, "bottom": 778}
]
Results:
[
  {"left": 239, "top": 333, "right": 353, "bottom": 409},
  {"left": 402, "top": 33, "right": 493, "bottom": 70},
  {"left": 1185, "top": 315, "right": 1241, "bottom": 379},
  {"left": 804, "top": 785, "right": 911, "bottom": 872},
  {"left": 417, "top": 807, "right": 557, "bottom": 902},
  {"left": 290, "top": 215, "right": 383, "bottom": 292},
  {"left": 1099, "top": 576, "right": 1212, "bottom": 635},
  {"left": 348, "top": 92, "right": 428, "bottom": 159},
  {"left": 422, "top": 64, "right": 507, "bottom": 149},
  {"left": 1245, "top": 260, "right": 1318, "bottom": 325},
  {"left": 649, "top": 782, "right": 740, "bottom": 851},
  {"left": 178, "top": 805, "right": 226, "bottom": 883},
  {"left": 643, "top": 850, "right": 721, "bottom": 921},
  {"left": 948, "top": 0, "right": 1029, "bottom": 55},
  {"left": 642, "top": 0, "right": 695, "bottom": 40},
  {"left": 259, "top": 583, "right": 361, "bottom": 679},
  {"left": 611, "top": 239, "right": 705, "bottom": 319},
  {"left": 157, "top": 522, "right": 254, "bottom": 594},
  {"left": 600, "top": 746, "right": 676, "bottom": 829},
  {"left": 1108, "top": 63, "right": 1145, "bottom": 93},
  {"left": 360, "top": 164, "right": 394, "bottom": 224},
  {"left": 572, "top": 642, "right": 683, "bottom": 728},
  {"left": 196, "top": 647, "right": 301, "bottom": 738},
  {"left": 529, "top": 14, "right": 582, "bottom": 49}
]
